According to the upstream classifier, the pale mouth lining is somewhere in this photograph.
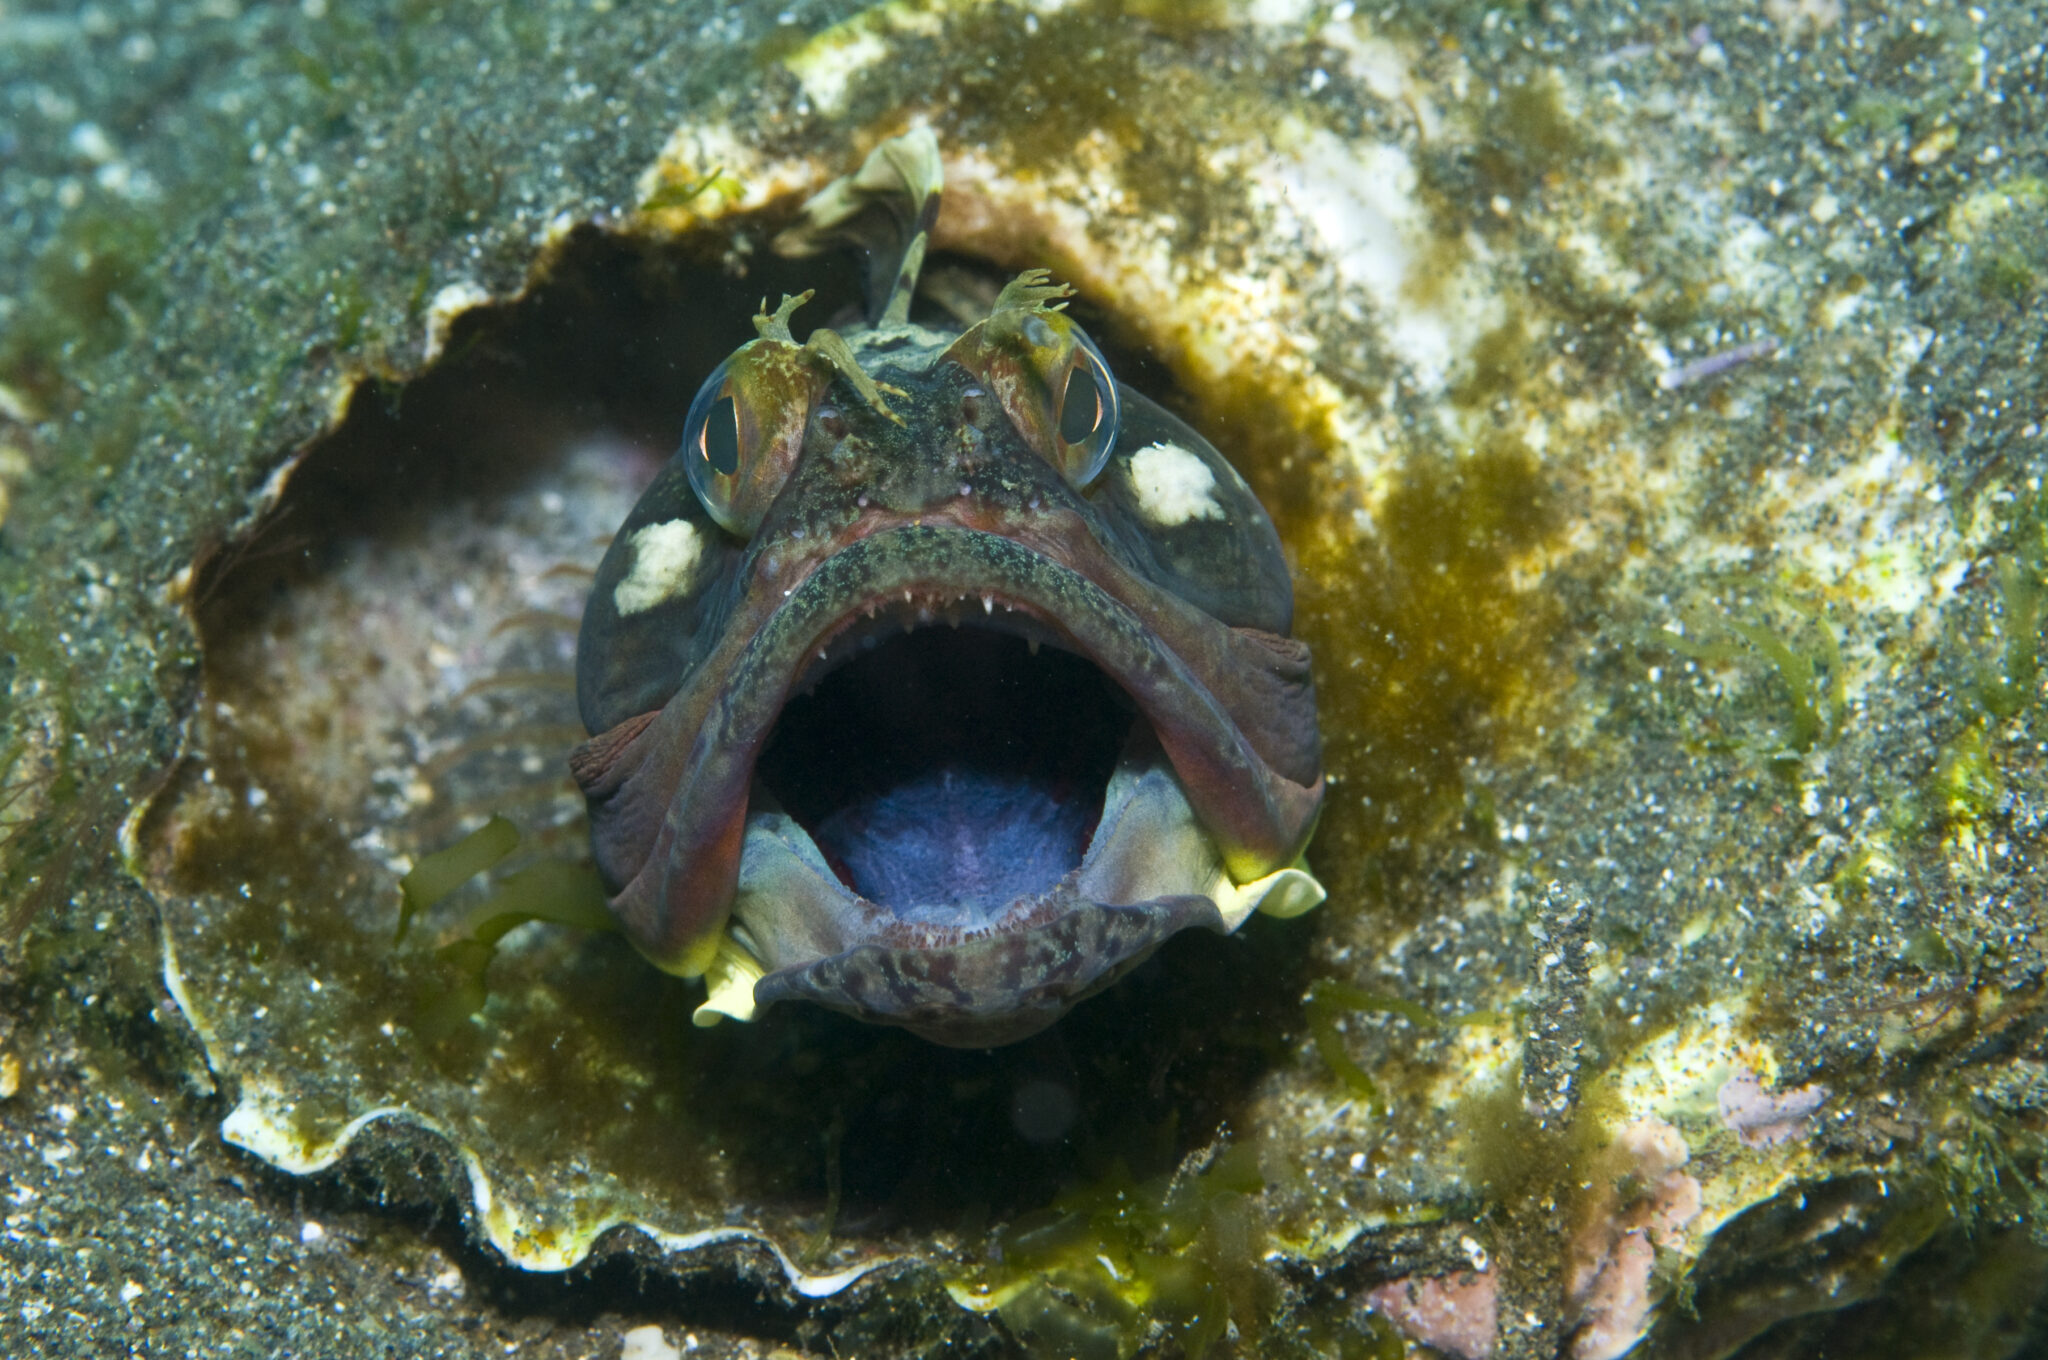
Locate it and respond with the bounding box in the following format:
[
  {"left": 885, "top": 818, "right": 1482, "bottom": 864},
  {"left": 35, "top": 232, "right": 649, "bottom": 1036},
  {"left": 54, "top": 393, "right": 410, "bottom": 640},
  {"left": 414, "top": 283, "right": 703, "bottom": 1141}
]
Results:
[{"left": 753, "top": 613, "right": 1139, "bottom": 930}]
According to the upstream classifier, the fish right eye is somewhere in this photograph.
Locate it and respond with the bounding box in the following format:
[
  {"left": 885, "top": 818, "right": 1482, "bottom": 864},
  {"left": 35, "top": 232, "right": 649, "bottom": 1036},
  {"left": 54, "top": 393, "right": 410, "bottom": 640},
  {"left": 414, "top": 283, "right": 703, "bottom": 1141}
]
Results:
[
  {"left": 699, "top": 393, "right": 740, "bottom": 476},
  {"left": 681, "top": 354, "right": 747, "bottom": 531}
]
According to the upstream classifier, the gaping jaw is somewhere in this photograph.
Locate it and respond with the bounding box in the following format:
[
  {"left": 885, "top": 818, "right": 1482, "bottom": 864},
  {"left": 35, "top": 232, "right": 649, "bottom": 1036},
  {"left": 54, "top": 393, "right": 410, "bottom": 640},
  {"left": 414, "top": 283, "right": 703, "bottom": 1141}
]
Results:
[
  {"left": 583, "top": 526, "right": 1323, "bottom": 1047},
  {"left": 757, "top": 609, "right": 1131, "bottom": 930},
  {"left": 740, "top": 614, "right": 1224, "bottom": 1045}
]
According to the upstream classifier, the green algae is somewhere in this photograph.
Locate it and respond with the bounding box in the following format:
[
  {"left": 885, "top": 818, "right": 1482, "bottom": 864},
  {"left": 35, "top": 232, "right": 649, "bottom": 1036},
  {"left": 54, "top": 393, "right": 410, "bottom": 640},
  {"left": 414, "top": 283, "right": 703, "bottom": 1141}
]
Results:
[
  {"left": 1284, "top": 433, "right": 1570, "bottom": 922},
  {"left": 922, "top": 1, "right": 1175, "bottom": 177},
  {"left": 1649, "top": 589, "right": 1849, "bottom": 776},
  {"left": 1973, "top": 515, "right": 2046, "bottom": 721},
  {"left": 1828, "top": 840, "right": 1893, "bottom": 912},
  {"left": 1306, "top": 984, "right": 1390, "bottom": 1109},
  {"left": 1929, "top": 725, "right": 2002, "bottom": 844},
  {"left": 1937, "top": 1093, "right": 2048, "bottom": 1244},
  {"left": 971, "top": 1141, "right": 1275, "bottom": 1360},
  {"left": 395, "top": 813, "right": 519, "bottom": 943},
  {"left": 1305, "top": 978, "right": 1503, "bottom": 1112},
  {"left": 0, "top": 196, "right": 171, "bottom": 424},
  {"left": 1453, "top": 1077, "right": 1574, "bottom": 1213},
  {"left": 410, "top": 853, "right": 616, "bottom": 1041},
  {"left": 1723, "top": 605, "right": 1848, "bottom": 759},
  {"left": 1468, "top": 73, "right": 1607, "bottom": 209},
  {"left": 642, "top": 167, "right": 746, "bottom": 214}
]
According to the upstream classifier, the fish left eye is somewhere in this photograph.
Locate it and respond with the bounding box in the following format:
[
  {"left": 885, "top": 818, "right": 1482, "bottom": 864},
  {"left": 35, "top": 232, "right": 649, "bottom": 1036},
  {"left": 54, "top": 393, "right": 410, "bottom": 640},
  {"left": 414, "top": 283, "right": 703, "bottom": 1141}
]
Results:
[
  {"left": 938, "top": 301, "right": 1122, "bottom": 491},
  {"left": 1056, "top": 329, "right": 1119, "bottom": 487}
]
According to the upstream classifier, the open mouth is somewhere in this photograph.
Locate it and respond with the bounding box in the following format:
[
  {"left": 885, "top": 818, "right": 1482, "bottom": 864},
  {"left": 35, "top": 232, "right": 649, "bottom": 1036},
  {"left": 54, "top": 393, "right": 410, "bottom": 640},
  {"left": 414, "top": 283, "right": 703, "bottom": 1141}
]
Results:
[
  {"left": 581, "top": 525, "right": 1321, "bottom": 1045},
  {"left": 757, "top": 622, "right": 1134, "bottom": 928},
  {"left": 724, "top": 577, "right": 1238, "bottom": 1047}
]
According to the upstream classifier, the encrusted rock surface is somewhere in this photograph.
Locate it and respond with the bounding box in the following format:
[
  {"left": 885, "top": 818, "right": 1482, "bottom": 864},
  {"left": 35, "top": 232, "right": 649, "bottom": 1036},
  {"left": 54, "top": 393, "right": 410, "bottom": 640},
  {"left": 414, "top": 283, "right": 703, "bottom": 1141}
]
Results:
[{"left": 4, "top": 1, "right": 2047, "bottom": 1356}]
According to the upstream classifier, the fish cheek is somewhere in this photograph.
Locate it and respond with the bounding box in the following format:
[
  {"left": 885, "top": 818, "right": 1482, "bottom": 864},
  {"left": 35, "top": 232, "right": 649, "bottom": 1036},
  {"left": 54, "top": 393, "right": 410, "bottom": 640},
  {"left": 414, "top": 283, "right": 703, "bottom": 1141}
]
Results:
[{"left": 1098, "top": 388, "right": 1293, "bottom": 631}]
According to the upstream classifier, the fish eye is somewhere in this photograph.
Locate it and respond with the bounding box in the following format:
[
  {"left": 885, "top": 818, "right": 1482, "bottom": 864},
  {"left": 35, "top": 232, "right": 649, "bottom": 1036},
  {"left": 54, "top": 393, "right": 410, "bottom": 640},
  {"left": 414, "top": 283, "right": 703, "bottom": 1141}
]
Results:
[
  {"left": 678, "top": 342, "right": 826, "bottom": 537},
  {"left": 1057, "top": 328, "right": 1120, "bottom": 488},
  {"left": 701, "top": 396, "right": 740, "bottom": 476},
  {"left": 682, "top": 355, "right": 745, "bottom": 530},
  {"left": 1059, "top": 358, "right": 1101, "bottom": 445}
]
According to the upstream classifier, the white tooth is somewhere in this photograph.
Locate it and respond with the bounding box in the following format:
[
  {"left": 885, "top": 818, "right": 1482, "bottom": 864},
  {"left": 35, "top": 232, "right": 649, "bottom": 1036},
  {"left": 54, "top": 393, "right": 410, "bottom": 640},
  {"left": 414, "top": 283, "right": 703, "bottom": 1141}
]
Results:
[
  {"left": 1027, "top": 638, "right": 1039, "bottom": 656},
  {"left": 903, "top": 590, "right": 913, "bottom": 604},
  {"left": 982, "top": 595, "right": 993, "bottom": 614}
]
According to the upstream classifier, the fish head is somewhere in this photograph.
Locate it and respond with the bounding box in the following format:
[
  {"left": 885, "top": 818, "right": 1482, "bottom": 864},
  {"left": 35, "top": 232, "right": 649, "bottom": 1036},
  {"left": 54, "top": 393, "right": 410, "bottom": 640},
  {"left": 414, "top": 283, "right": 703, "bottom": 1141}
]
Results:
[{"left": 573, "top": 139, "right": 1323, "bottom": 1046}]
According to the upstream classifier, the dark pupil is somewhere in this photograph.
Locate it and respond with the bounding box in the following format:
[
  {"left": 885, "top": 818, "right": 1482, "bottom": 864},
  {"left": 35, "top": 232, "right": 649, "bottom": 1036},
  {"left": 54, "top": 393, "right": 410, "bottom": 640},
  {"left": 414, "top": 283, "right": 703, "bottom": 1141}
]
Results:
[
  {"left": 703, "top": 395, "right": 740, "bottom": 476},
  {"left": 1059, "top": 365, "right": 1100, "bottom": 445}
]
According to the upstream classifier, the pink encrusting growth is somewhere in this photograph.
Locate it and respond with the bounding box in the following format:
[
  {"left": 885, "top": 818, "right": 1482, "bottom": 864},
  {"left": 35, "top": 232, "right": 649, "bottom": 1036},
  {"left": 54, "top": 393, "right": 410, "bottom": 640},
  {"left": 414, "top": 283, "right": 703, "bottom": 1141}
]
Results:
[
  {"left": 1567, "top": 1117, "right": 1703, "bottom": 1360},
  {"left": 1717, "top": 1068, "right": 1829, "bottom": 1148},
  {"left": 1365, "top": 1268, "right": 1499, "bottom": 1360}
]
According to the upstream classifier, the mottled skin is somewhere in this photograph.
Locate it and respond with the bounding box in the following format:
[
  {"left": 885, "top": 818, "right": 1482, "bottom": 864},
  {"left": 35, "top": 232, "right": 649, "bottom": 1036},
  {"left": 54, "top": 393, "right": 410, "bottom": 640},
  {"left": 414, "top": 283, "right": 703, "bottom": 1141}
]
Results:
[{"left": 573, "top": 134, "right": 1322, "bottom": 1044}]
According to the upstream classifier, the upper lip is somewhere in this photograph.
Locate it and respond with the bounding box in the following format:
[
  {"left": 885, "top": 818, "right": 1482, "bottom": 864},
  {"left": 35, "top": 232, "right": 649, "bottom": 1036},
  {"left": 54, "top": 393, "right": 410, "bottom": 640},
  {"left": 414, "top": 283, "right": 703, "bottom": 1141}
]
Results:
[{"left": 590, "top": 515, "right": 1323, "bottom": 967}]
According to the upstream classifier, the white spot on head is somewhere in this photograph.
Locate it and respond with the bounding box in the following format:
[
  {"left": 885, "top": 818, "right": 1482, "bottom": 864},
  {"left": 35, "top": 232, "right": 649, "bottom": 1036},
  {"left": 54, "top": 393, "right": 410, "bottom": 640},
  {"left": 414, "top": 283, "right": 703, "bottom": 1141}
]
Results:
[
  {"left": 1127, "top": 441, "right": 1225, "bottom": 526},
  {"left": 613, "top": 519, "right": 705, "bottom": 616}
]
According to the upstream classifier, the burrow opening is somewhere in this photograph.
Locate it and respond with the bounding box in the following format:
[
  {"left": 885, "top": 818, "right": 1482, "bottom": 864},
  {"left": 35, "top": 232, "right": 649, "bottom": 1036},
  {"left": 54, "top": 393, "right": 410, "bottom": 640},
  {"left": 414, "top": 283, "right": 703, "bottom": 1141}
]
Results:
[{"left": 171, "top": 214, "right": 1315, "bottom": 1243}]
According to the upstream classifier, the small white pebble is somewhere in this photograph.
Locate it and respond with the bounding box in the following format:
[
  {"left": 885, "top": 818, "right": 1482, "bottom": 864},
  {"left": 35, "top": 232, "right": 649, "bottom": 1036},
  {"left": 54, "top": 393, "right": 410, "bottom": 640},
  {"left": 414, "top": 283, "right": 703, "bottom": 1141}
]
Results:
[
  {"left": 120, "top": 1281, "right": 143, "bottom": 1303},
  {"left": 301, "top": 1220, "right": 326, "bottom": 1244},
  {"left": 620, "top": 1325, "right": 681, "bottom": 1360},
  {"left": 1459, "top": 1234, "right": 1490, "bottom": 1272}
]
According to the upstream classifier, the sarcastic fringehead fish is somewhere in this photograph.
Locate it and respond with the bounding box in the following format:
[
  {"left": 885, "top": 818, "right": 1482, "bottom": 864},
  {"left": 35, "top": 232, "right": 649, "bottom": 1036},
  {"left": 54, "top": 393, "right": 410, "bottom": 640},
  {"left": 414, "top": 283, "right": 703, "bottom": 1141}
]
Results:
[{"left": 573, "top": 131, "right": 1324, "bottom": 1046}]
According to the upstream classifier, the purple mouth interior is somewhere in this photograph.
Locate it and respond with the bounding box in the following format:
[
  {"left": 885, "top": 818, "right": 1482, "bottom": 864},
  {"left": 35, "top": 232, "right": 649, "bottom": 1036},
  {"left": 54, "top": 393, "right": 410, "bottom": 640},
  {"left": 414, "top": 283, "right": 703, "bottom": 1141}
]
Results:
[{"left": 755, "top": 626, "right": 1134, "bottom": 926}]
